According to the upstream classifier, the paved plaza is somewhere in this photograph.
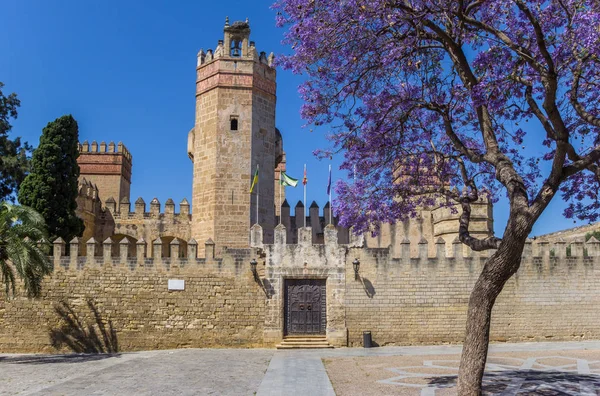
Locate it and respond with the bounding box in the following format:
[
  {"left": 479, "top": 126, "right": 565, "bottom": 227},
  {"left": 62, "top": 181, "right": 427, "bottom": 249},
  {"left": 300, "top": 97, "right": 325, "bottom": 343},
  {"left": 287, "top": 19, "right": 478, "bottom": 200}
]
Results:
[{"left": 1, "top": 341, "right": 600, "bottom": 395}]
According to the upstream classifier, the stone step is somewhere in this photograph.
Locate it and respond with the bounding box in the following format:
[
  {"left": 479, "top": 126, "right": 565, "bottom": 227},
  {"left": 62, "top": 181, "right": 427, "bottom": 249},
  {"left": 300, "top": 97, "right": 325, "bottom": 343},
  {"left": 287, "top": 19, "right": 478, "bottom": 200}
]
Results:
[
  {"left": 275, "top": 343, "right": 334, "bottom": 349},
  {"left": 282, "top": 341, "right": 329, "bottom": 345},
  {"left": 282, "top": 337, "right": 327, "bottom": 342},
  {"left": 276, "top": 336, "right": 333, "bottom": 349}
]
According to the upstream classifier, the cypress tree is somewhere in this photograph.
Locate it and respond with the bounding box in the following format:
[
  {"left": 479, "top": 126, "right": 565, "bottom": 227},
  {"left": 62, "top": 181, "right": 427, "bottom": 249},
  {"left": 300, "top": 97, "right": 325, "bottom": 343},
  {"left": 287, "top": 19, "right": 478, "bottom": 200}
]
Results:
[{"left": 18, "top": 115, "right": 84, "bottom": 241}]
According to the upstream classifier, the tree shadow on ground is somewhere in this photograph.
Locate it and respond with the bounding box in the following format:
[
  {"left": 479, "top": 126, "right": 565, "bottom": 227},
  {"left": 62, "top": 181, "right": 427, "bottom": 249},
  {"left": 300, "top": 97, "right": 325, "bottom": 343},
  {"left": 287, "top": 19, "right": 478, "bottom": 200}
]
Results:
[
  {"left": 48, "top": 299, "right": 120, "bottom": 355},
  {"left": 428, "top": 370, "right": 600, "bottom": 394},
  {"left": 0, "top": 353, "right": 117, "bottom": 365}
]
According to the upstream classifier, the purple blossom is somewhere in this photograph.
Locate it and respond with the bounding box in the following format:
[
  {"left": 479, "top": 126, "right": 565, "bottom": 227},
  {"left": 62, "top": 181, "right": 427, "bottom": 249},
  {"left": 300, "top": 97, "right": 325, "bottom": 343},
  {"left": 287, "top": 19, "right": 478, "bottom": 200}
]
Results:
[{"left": 274, "top": 0, "right": 600, "bottom": 234}]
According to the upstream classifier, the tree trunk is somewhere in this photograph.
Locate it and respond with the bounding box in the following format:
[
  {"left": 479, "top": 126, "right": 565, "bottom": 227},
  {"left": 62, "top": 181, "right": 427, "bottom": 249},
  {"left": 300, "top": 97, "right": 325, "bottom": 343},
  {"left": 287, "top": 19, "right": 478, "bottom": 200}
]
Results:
[{"left": 456, "top": 235, "right": 526, "bottom": 394}]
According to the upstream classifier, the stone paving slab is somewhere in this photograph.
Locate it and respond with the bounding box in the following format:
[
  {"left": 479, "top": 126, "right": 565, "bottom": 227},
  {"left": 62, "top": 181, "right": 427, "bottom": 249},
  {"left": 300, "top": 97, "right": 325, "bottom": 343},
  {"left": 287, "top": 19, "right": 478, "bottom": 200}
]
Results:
[
  {"left": 256, "top": 351, "right": 335, "bottom": 396},
  {"left": 0, "top": 348, "right": 273, "bottom": 396}
]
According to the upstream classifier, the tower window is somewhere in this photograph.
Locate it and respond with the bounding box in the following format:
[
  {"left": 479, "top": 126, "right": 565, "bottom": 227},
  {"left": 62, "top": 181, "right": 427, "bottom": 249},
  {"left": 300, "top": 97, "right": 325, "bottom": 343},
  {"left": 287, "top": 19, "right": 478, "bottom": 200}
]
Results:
[
  {"left": 231, "top": 39, "right": 241, "bottom": 57},
  {"left": 230, "top": 117, "right": 239, "bottom": 131}
]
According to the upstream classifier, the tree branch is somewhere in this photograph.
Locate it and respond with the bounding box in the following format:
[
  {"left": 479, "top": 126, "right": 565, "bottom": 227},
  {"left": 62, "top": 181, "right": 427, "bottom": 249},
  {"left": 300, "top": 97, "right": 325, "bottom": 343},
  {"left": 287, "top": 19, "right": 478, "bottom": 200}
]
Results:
[
  {"left": 570, "top": 60, "right": 600, "bottom": 128},
  {"left": 459, "top": 194, "right": 502, "bottom": 251}
]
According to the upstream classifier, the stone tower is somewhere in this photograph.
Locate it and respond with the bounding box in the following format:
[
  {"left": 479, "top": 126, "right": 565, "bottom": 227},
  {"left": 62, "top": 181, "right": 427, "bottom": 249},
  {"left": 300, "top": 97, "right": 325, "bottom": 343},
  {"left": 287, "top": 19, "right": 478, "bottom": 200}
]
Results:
[
  {"left": 188, "top": 18, "right": 278, "bottom": 253},
  {"left": 77, "top": 140, "right": 132, "bottom": 204}
]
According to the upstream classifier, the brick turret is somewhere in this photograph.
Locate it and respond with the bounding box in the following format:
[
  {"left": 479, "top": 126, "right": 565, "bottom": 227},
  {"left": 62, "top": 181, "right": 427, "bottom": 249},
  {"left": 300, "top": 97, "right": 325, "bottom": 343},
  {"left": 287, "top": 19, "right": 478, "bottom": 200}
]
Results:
[{"left": 77, "top": 140, "right": 132, "bottom": 205}]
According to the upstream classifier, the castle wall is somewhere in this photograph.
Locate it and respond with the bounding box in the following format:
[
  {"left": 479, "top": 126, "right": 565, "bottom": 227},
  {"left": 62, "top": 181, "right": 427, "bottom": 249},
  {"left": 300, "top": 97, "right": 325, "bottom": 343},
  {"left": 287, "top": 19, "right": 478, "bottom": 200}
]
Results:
[
  {"left": 107, "top": 198, "right": 192, "bottom": 257},
  {"left": 345, "top": 239, "right": 600, "bottom": 346},
  {"left": 2, "top": 229, "right": 600, "bottom": 353},
  {"left": 0, "top": 240, "right": 264, "bottom": 353}
]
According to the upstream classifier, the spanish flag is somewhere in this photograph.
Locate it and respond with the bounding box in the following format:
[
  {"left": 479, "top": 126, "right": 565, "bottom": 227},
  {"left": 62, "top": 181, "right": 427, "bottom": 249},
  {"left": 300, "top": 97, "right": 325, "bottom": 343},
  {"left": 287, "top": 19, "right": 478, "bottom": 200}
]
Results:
[{"left": 250, "top": 164, "right": 259, "bottom": 193}]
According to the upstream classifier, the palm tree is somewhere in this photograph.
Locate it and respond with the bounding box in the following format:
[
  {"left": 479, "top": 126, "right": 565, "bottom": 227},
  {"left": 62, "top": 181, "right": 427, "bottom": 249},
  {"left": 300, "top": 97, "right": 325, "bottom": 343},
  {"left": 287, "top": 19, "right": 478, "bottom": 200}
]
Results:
[{"left": 0, "top": 202, "right": 52, "bottom": 297}]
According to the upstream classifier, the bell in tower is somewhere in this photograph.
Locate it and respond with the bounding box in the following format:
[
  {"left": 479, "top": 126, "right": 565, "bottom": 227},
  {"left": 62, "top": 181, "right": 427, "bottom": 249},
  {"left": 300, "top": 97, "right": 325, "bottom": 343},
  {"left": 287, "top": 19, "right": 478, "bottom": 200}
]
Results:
[{"left": 223, "top": 16, "right": 251, "bottom": 58}]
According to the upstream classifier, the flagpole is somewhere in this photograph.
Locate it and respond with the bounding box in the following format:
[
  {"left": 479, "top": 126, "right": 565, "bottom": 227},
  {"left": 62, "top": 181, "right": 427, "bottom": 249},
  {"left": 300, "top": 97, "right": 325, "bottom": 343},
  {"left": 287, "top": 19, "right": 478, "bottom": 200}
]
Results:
[
  {"left": 279, "top": 169, "right": 282, "bottom": 224},
  {"left": 303, "top": 164, "right": 307, "bottom": 228},
  {"left": 256, "top": 163, "right": 259, "bottom": 225},
  {"left": 329, "top": 164, "right": 332, "bottom": 225}
]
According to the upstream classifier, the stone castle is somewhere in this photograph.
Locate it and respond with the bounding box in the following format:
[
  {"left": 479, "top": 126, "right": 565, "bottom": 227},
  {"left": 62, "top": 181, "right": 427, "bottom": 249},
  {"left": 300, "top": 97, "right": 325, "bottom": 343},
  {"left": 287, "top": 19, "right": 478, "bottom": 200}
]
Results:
[
  {"left": 73, "top": 18, "right": 493, "bottom": 258},
  {"left": 1, "top": 20, "right": 599, "bottom": 353}
]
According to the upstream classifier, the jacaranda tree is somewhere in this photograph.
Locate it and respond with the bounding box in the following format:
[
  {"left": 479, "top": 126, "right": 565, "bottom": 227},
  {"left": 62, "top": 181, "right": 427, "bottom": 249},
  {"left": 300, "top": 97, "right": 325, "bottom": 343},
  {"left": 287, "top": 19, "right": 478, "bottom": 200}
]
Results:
[{"left": 275, "top": 0, "right": 600, "bottom": 393}]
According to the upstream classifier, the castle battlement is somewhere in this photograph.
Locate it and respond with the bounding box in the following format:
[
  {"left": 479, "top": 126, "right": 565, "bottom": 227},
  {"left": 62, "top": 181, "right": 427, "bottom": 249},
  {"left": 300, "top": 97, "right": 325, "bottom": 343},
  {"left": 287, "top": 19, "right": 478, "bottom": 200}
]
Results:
[
  {"left": 51, "top": 228, "right": 600, "bottom": 274},
  {"left": 104, "top": 197, "right": 191, "bottom": 219},
  {"left": 276, "top": 199, "right": 350, "bottom": 244},
  {"left": 79, "top": 140, "right": 132, "bottom": 161}
]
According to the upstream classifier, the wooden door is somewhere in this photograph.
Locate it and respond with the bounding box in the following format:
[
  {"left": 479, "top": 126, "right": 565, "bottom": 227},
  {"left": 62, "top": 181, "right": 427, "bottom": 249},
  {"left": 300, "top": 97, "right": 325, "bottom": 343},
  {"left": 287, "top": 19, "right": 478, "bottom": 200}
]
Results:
[{"left": 284, "top": 279, "right": 326, "bottom": 335}]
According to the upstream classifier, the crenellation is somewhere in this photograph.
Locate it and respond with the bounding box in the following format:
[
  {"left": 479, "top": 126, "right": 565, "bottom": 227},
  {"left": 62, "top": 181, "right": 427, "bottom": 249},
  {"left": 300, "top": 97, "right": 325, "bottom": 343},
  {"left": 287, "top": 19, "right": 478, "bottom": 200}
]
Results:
[
  {"left": 105, "top": 197, "right": 116, "bottom": 213},
  {"left": 78, "top": 140, "right": 132, "bottom": 159},
  {"left": 555, "top": 239, "right": 567, "bottom": 258},
  {"left": 165, "top": 198, "right": 175, "bottom": 215},
  {"left": 119, "top": 196, "right": 130, "bottom": 214},
  {"left": 572, "top": 238, "right": 585, "bottom": 257},
  {"left": 180, "top": 198, "right": 190, "bottom": 215},
  {"left": 188, "top": 238, "right": 198, "bottom": 259},
  {"left": 150, "top": 198, "right": 160, "bottom": 216},
  {"left": 136, "top": 238, "right": 147, "bottom": 262},
  {"left": 102, "top": 237, "right": 113, "bottom": 265},
  {"left": 153, "top": 238, "right": 163, "bottom": 259},
  {"left": 587, "top": 236, "right": 600, "bottom": 256},
  {"left": 135, "top": 197, "right": 146, "bottom": 214},
  {"left": 170, "top": 238, "right": 180, "bottom": 258},
  {"left": 53, "top": 237, "right": 65, "bottom": 259},
  {"left": 86, "top": 237, "right": 98, "bottom": 258},
  {"left": 119, "top": 237, "right": 130, "bottom": 260}
]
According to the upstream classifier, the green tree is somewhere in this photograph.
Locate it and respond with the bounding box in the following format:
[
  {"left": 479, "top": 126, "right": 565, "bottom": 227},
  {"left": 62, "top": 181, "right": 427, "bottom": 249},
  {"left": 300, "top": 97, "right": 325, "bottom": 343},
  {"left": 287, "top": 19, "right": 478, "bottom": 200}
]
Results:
[
  {"left": 585, "top": 231, "right": 600, "bottom": 242},
  {"left": 0, "top": 202, "right": 52, "bottom": 297},
  {"left": 0, "top": 82, "right": 30, "bottom": 202},
  {"left": 18, "top": 115, "right": 84, "bottom": 241}
]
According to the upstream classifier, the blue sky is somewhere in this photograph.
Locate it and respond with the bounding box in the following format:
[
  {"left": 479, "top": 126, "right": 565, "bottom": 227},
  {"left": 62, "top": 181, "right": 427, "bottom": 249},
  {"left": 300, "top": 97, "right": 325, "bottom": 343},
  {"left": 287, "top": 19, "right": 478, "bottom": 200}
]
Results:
[{"left": 0, "top": 0, "right": 588, "bottom": 237}]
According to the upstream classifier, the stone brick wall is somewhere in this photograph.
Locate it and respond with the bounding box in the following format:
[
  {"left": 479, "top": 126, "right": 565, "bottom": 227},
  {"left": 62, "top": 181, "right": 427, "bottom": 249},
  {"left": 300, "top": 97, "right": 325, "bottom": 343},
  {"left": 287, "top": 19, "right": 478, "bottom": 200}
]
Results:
[
  {"left": 3, "top": 227, "right": 600, "bottom": 354},
  {"left": 344, "top": 239, "right": 600, "bottom": 346},
  {"left": 0, "top": 242, "right": 264, "bottom": 353}
]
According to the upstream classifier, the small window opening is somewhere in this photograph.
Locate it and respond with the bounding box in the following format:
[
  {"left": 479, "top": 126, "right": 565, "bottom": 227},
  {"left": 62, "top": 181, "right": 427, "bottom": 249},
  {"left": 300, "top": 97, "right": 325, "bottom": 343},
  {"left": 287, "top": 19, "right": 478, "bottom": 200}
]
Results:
[
  {"left": 230, "top": 39, "right": 241, "bottom": 57},
  {"left": 230, "top": 117, "right": 239, "bottom": 131}
]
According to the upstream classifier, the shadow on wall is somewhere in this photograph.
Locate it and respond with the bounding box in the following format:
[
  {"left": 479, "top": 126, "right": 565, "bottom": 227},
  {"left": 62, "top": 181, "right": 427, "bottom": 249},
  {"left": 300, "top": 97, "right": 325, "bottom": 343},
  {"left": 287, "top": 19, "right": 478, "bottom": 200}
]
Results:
[
  {"left": 49, "top": 299, "right": 119, "bottom": 354},
  {"left": 360, "top": 277, "right": 376, "bottom": 298}
]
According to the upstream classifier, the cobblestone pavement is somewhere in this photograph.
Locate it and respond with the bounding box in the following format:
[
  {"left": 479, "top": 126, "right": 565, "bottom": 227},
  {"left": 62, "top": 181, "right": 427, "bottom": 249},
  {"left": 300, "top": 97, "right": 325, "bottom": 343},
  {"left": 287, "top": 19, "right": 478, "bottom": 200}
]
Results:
[
  {"left": 2, "top": 342, "right": 600, "bottom": 395},
  {"left": 0, "top": 348, "right": 273, "bottom": 396}
]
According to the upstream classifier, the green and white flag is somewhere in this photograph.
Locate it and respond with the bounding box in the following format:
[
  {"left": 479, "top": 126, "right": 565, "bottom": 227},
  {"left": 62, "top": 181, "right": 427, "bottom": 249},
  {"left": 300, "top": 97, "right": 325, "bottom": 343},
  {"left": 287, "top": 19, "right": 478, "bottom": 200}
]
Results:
[{"left": 280, "top": 171, "right": 299, "bottom": 187}]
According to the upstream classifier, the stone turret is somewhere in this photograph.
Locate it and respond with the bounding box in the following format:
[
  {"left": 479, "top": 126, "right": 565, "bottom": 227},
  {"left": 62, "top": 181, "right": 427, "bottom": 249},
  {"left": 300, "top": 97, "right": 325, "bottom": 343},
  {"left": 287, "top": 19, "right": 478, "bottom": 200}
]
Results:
[
  {"left": 189, "top": 18, "right": 278, "bottom": 254},
  {"left": 77, "top": 140, "right": 132, "bottom": 205}
]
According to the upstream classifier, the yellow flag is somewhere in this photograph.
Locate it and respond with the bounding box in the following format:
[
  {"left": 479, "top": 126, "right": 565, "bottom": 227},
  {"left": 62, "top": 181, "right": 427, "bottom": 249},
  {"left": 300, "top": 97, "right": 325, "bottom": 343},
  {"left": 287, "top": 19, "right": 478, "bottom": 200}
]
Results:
[{"left": 250, "top": 165, "right": 259, "bottom": 193}]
